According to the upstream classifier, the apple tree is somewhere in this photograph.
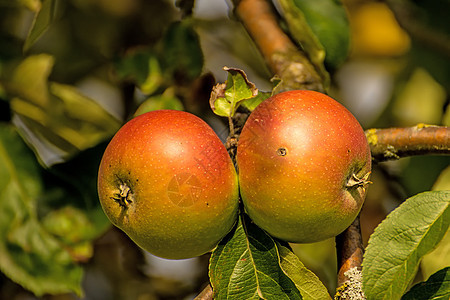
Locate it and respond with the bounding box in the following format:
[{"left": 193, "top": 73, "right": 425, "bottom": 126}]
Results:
[{"left": 0, "top": 0, "right": 449, "bottom": 299}]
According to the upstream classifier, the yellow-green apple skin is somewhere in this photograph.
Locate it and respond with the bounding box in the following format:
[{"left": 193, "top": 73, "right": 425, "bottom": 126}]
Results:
[
  {"left": 237, "top": 90, "right": 372, "bottom": 243},
  {"left": 98, "top": 110, "right": 239, "bottom": 259}
]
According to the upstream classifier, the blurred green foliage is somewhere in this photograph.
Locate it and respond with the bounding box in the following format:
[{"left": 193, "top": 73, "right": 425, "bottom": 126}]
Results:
[{"left": 0, "top": 0, "right": 448, "bottom": 298}]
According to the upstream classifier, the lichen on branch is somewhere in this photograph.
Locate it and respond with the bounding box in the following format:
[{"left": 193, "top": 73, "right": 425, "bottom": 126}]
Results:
[
  {"left": 336, "top": 215, "right": 365, "bottom": 289},
  {"left": 366, "top": 124, "right": 450, "bottom": 162},
  {"left": 194, "top": 284, "right": 213, "bottom": 300}
]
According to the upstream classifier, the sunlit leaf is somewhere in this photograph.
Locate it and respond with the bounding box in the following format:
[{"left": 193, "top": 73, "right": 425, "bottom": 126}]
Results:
[
  {"left": 42, "top": 206, "right": 98, "bottom": 262},
  {"left": 420, "top": 230, "right": 450, "bottom": 290},
  {"left": 134, "top": 88, "right": 184, "bottom": 117},
  {"left": 276, "top": 242, "right": 332, "bottom": 300},
  {"left": 433, "top": 166, "right": 450, "bottom": 191},
  {"left": 209, "top": 67, "right": 258, "bottom": 117},
  {"left": 290, "top": 239, "right": 337, "bottom": 295},
  {"left": 140, "top": 55, "right": 164, "bottom": 95},
  {"left": 0, "top": 125, "right": 83, "bottom": 296},
  {"left": 115, "top": 50, "right": 164, "bottom": 95},
  {"left": 362, "top": 191, "right": 450, "bottom": 300},
  {"left": 209, "top": 213, "right": 302, "bottom": 299},
  {"left": 420, "top": 170, "right": 450, "bottom": 280},
  {"left": 392, "top": 68, "right": 446, "bottom": 126},
  {"left": 24, "top": 0, "right": 58, "bottom": 51},
  {"left": 402, "top": 267, "right": 450, "bottom": 300},
  {"left": 240, "top": 91, "right": 271, "bottom": 112},
  {"left": 8, "top": 53, "right": 53, "bottom": 107},
  {"left": 6, "top": 55, "right": 120, "bottom": 166}
]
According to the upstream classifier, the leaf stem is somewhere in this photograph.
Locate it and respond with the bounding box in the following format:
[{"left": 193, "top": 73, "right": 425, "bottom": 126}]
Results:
[{"left": 228, "top": 116, "right": 235, "bottom": 137}]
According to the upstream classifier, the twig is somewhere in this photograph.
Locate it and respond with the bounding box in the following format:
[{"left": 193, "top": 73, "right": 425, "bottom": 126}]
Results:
[
  {"left": 232, "top": 0, "right": 324, "bottom": 92},
  {"left": 366, "top": 125, "right": 450, "bottom": 162},
  {"left": 336, "top": 215, "right": 365, "bottom": 288},
  {"left": 334, "top": 124, "right": 450, "bottom": 293},
  {"left": 194, "top": 284, "right": 213, "bottom": 300}
]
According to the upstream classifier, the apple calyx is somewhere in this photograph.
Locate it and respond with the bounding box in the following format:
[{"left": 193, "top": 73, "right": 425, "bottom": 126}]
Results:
[
  {"left": 111, "top": 180, "right": 134, "bottom": 209},
  {"left": 276, "top": 147, "right": 288, "bottom": 156},
  {"left": 346, "top": 172, "right": 372, "bottom": 190}
]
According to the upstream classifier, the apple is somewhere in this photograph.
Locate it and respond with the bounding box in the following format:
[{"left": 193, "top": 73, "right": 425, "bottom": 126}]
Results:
[
  {"left": 98, "top": 110, "right": 239, "bottom": 259},
  {"left": 236, "top": 90, "right": 371, "bottom": 243}
]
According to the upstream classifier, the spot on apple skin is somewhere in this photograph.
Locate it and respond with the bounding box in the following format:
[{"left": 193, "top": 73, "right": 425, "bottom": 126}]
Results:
[{"left": 276, "top": 147, "right": 288, "bottom": 156}]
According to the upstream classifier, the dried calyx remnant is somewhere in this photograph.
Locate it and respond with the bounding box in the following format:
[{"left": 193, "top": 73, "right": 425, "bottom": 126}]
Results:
[
  {"left": 111, "top": 180, "right": 134, "bottom": 208},
  {"left": 276, "top": 147, "right": 288, "bottom": 156},
  {"left": 346, "top": 172, "right": 372, "bottom": 189}
]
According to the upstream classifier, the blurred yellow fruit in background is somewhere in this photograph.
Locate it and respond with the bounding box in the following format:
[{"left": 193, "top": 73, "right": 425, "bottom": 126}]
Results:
[{"left": 349, "top": 2, "right": 410, "bottom": 56}]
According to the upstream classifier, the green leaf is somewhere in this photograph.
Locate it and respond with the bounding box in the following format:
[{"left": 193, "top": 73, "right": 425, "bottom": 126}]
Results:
[
  {"left": 277, "top": 0, "right": 329, "bottom": 87},
  {"left": 240, "top": 91, "right": 271, "bottom": 112},
  {"left": 362, "top": 191, "right": 450, "bottom": 300},
  {"left": 278, "top": 0, "right": 324, "bottom": 65},
  {"left": 133, "top": 87, "right": 184, "bottom": 117},
  {"left": 210, "top": 67, "right": 258, "bottom": 117},
  {"left": 402, "top": 267, "right": 450, "bottom": 300},
  {"left": 276, "top": 242, "right": 332, "bottom": 300},
  {"left": 42, "top": 205, "right": 103, "bottom": 261},
  {"left": 162, "top": 19, "right": 203, "bottom": 81},
  {"left": 115, "top": 50, "right": 164, "bottom": 95},
  {"left": 0, "top": 125, "right": 83, "bottom": 296},
  {"left": 209, "top": 213, "right": 302, "bottom": 299},
  {"left": 8, "top": 53, "right": 53, "bottom": 108},
  {"left": 433, "top": 166, "right": 450, "bottom": 191},
  {"left": 6, "top": 54, "right": 121, "bottom": 167},
  {"left": 421, "top": 227, "right": 450, "bottom": 280},
  {"left": 23, "top": 0, "right": 58, "bottom": 52},
  {"left": 290, "top": 0, "right": 350, "bottom": 69},
  {"left": 42, "top": 141, "right": 111, "bottom": 250}
]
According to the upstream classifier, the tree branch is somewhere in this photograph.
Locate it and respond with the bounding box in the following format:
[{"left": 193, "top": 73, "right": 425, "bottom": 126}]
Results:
[
  {"left": 194, "top": 284, "right": 213, "bottom": 300},
  {"left": 232, "top": 0, "right": 324, "bottom": 92},
  {"left": 336, "top": 215, "right": 365, "bottom": 287},
  {"left": 366, "top": 125, "right": 450, "bottom": 162}
]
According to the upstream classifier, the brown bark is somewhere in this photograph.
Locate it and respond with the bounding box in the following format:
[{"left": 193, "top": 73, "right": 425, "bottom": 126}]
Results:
[
  {"left": 366, "top": 125, "right": 450, "bottom": 162},
  {"left": 336, "top": 215, "right": 365, "bottom": 287},
  {"left": 194, "top": 284, "right": 213, "bottom": 300},
  {"left": 232, "top": 0, "right": 324, "bottom": 92}
]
